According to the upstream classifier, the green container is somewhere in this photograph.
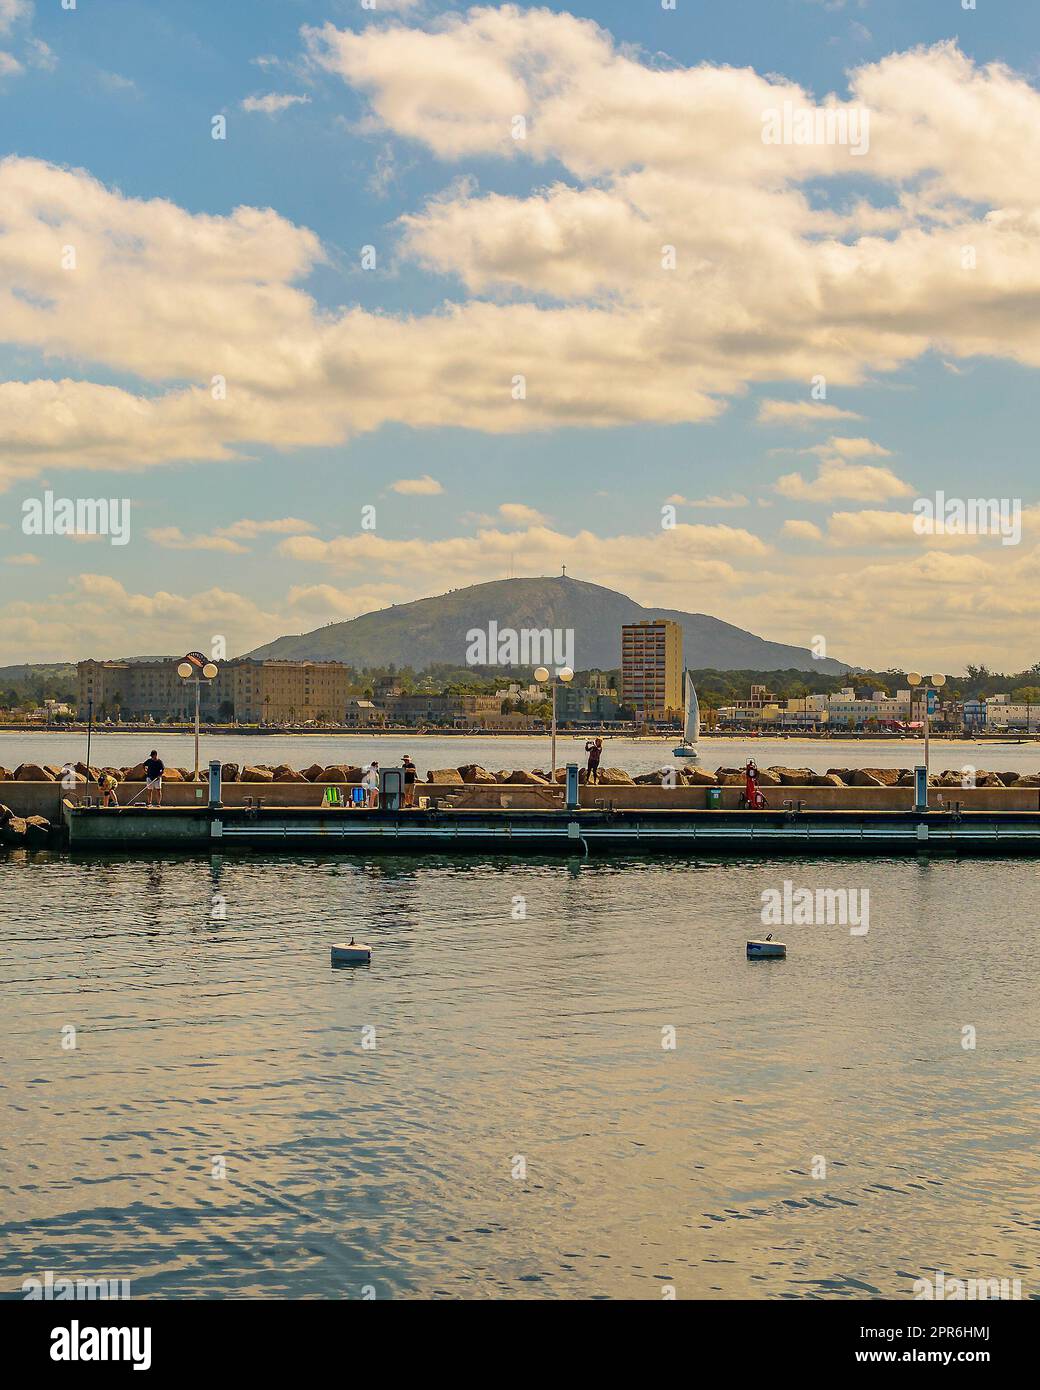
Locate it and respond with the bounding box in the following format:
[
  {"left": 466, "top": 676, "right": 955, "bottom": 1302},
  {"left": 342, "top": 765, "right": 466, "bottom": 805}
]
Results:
[{"left": 706, "top": 787, "right": 722, "bottom": 809}]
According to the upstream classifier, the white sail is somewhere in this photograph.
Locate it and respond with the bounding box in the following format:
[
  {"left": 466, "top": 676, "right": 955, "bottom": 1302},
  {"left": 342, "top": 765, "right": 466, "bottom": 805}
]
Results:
[{"left": 683, "top": 672, "right": 700, "bottom": 744}]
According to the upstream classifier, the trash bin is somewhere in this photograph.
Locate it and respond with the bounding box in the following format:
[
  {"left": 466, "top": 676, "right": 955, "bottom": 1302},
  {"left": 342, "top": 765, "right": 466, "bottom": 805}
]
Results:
[{"left": 707, "top": 787, "right": 722, "bottom": 809}]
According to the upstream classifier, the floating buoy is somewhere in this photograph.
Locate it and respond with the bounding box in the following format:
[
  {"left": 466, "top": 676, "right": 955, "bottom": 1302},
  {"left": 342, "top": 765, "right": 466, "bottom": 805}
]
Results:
[
  {"left": 747, "top": 932, "right": 786, "bottom": 959},
  {"left": 331, "top": 937, "right": 372, "bottom": 965}
]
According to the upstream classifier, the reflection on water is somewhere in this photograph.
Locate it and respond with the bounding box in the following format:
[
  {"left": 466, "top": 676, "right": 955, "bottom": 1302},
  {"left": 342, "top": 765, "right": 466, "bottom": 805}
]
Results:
[{"left": 0, "top": 851, "right": 1037, "bottom": 1299}]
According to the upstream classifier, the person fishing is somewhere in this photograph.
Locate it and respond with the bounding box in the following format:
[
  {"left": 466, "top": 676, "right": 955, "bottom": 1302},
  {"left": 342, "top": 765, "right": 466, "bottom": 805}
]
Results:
[
  {"left": 144, "top": 749, "right": 165, "bottom": 808},
  {"left": 97, "top": 770, "right": 119, "bottom": 808}
]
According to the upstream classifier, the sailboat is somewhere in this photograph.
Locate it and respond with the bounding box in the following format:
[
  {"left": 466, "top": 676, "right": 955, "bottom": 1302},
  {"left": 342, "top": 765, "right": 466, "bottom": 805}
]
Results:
[{"left": 672, "top": 671, "right": 700, "bottom": 759}]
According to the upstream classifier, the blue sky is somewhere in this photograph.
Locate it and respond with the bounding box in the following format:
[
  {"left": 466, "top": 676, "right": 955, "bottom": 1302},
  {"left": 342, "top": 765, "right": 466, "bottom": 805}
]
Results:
[{"left": 2, "top": 0, "right": 1040, "bottom": 670}]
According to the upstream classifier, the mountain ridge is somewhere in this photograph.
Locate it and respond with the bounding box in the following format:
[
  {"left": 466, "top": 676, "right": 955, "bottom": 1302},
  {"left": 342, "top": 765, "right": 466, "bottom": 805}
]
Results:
[{"left": 243, "top": 576, "right": 849, "bottom": 674}]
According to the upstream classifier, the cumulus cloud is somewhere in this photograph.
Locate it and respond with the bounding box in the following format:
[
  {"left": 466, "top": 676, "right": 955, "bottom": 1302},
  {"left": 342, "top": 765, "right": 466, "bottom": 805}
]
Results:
[
  {"left": 1, "top": 16, "right": 1040, "bottom": 487},
  {"left": 775, "top": 459, "right": 914, "bottom": 502}
]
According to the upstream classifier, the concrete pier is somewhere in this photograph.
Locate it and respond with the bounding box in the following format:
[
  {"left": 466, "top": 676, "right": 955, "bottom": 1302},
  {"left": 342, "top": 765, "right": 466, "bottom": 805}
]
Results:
[{"left": 61, "top": 800, "right": 1040, "bottom": 856}]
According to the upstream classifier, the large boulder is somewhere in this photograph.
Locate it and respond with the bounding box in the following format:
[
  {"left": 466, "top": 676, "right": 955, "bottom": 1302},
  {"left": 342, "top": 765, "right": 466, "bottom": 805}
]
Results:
[
  {"left": 427, "top": 768, "right": 465, "bottom": 784},
  {"left": 221, "top": 762, "right": 240, "bottom": 782},
  {"left": 14, "top": 763, "right": 53, "bottom": 781},
  {"left": 44, "top": 765, "right": 63, "bottom": 779},
  {"left": 506, "top": 770, "right": 550, "bottom": 785},
  {"left": 860, "top": 767, "right": 901, "bottom": 786},
  {"left": 597, "top": 767, "right": 634, "bottom": 785},
  {"left": 241, "top": 766, "right": 274, "bottom": 783},
  {"left": 163, "top": 768, "right": 184, "bottom": 782},
  {"left": 274, "top": 769, "right": 306, "bottom": 783},
  {"left": 24, "top": 815, "right": 50, "bottom": 845},
  {"left": 0, "top": 766, "right": 8, "bottom": 780},
  {"left": 100, "top": 766, "right": 124, "bottom": 782},
  {"left": 768, "top": 766, "right": 815, "bottom": 785},
  {"left": 301, "top": 763, "right": 325, "bottom": 782},
  {"left": 458, "top": 765, "right": 497, "bottom": 784},
  {"left": 754, "top": 769, "right": 782, "bottom": 786},
  {"left": 0, "top": 815, "right": 27, "bottom": 843},
  {"left": 996, "top": 771, "right": 1020, "bottom": 786},
  {"left": 1014, "top": 773, "right": 1040, "bottom": 787},
  {"left": 716, "top": 772, "right": 746, "bottom": 786},
  {"left": 826, "top": 769, "right": 854, "bottom": 783},
  {"left": 321, "top": 766, "right": 347, "bottom": 783},
  {"left": 847, "top": 769, "right": 884, "bottom": 786},
  {"left": 680, "top": 767, "right": 717, "bottom": 785},
  {"left": 123, "top": 763, "right": 148, "bottom": 781},
  {"left": 812, "top": 773, "right": 845, "bottom": 787},
  {"left": 0, "top": 802, "right": 12, "bottom": 824}
]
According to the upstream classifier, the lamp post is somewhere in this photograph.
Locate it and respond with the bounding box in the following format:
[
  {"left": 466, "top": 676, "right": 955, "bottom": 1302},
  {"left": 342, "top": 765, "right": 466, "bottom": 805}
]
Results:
[
  {"left": 906, "top": 671, "right": 946, "bottom": 805},
  {"left": 177, "top": 653, "right": 219, "bottom": 780},
  {"left": 535, "top": 665, "right": 574, "bottom": 779}
]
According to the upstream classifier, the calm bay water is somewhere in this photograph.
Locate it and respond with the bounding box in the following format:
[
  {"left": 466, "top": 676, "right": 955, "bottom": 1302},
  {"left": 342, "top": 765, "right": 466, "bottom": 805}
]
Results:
[
  {"left": 1, "top": 849, "right": 1037, "bottom": 1299},
  {"left": 2, "top": 731, "right": 1038, "bottom": 779}
]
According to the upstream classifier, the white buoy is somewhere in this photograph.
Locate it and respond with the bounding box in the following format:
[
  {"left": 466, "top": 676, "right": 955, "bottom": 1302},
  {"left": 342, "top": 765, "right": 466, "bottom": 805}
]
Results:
[
  {"left": 747, "top": 933, "right": 786, "bottom": 959},
  {"left": 331, "top": 937, "right": 372, "bottom": 965}
]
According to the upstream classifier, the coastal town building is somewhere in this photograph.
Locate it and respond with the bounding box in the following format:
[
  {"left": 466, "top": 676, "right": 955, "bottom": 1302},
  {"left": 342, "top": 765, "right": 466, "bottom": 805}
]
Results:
[
  {"left": 77, "top": 657, "right": 353, "bottom": 724},
  {"left": 344, "top": 698, "right": 386, "bottom": 728},
  {"left": 621, "top": 620, "right": 683, "bottom": 719},
  {"left": 982, "top": 694, "right": 1040, "bottom": 731}
]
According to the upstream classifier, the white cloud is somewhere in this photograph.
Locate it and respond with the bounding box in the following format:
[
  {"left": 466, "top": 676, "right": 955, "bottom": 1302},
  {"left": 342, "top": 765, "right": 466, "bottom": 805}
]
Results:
[
  {"left": 757, "top": 399, "right": 864, "bottom": 427},
  {"left": 0, "top": 1, "right": 30, "bottom": 36},
  {"left": 498, "top": 502, "right": 546, "bottom": 526},
  {"left": 147, "top": 527, "right": 249, "bottom": 554},
  {"left": 782, "top": 519, "right": 824, "bottom": 542},
  {"left": 775, "top": 460, "right": 914, "bottom": 502},
  {"left": 3, "top": 550, "right": 39, "bottom": 565},
  {"left": 241, "top": 92, "right": 310, "bottom": 114},
  {"left": 390, "top": 475, "right": 443, "bottom": 495},
  {"left": 668, "top": 493, "right": 749, "bottom": 509},
  {"left": 1, "top": 15, "right": 1040, "bottom": 502}
]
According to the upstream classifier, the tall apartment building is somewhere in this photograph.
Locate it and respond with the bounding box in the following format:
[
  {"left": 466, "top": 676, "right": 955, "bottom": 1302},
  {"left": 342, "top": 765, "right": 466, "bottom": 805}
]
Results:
[
  {"left": 621, "top": 619, "right": 683, "bottom": 718},
  {"left": 77, "top": 658, "right": 352, "bottom": 723}
]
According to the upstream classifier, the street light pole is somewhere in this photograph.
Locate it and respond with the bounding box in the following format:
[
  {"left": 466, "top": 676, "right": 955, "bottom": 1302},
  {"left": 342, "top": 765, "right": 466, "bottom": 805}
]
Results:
[
  {"left": 177, "top": 655, "right": 219, "bottom": 780},
  {"left": 907, "top": 671, "right": 946, "bottom": 805},
  {"left": 535, "top": 665, "right": 573, "bottom": 778}
]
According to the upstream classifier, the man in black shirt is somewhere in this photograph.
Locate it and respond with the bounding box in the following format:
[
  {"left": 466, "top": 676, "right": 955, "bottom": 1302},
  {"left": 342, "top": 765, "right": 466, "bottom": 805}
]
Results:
[
  {"left": 401, "top": 755, "right": 417, "bottom": 807},
  {"left": 143, "top": 750, "right": 165, "bottom": 808}
]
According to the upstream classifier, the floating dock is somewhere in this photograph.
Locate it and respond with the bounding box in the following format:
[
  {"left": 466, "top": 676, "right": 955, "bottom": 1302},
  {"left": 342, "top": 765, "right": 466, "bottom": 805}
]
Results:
[{"left": 61, "top": 801, "right": 1040, "bottom": 856}]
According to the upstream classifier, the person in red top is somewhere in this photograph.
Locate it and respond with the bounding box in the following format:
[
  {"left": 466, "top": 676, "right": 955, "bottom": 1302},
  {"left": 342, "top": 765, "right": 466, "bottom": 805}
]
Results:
[{"left": 744, "top": 760, "right": 766, "bottom": 809}]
